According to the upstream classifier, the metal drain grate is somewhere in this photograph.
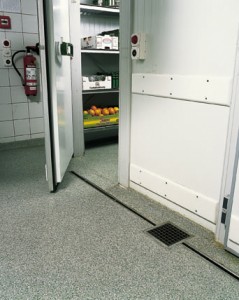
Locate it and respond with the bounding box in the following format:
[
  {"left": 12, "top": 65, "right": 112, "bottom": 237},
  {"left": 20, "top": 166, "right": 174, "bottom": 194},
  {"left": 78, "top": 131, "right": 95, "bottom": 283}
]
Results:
[{"left": 147, "top": 223, "right": 190, "bottom": 246}]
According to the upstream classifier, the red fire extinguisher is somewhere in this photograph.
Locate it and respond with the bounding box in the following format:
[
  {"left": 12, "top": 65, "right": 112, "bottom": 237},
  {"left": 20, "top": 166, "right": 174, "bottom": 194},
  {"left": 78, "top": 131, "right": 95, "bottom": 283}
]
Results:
[
  {"left": 23, "top": 52, "right": 37, "bottom": 96},
  {"left": 12, "top": 44, "right": 39, "bottom": 96}
]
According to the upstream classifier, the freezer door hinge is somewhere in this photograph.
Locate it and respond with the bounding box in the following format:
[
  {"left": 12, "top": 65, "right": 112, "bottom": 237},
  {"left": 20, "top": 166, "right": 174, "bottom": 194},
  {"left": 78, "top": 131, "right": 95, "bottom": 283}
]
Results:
[
  {"left": 45, "top": 164, "right": 48, "bottom": 182},
  {"left": 221, "top": 196, "right": 229, "bottom": 225}
]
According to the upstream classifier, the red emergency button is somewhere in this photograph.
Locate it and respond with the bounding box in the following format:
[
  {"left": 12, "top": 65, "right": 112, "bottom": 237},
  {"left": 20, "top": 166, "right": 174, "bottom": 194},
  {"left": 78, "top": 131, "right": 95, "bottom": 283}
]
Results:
[
  {"left": 131, "top": 34, "right": 138, "bottom": 45},
  {"left": 3, "top": 40, "right": 10, "bottom": 47},
  {"left": 0, "top": 16, "right": 11, "bottom": 29}
]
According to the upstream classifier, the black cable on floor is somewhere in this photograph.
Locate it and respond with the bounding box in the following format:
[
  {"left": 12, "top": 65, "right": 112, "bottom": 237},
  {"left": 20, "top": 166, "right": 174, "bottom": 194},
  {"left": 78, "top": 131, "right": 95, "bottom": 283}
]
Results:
[
  {"left": 70, "top": 171, "right": 156, "bottom": 226},
  {"left": 71, "top": 171, "right": 239, "bottom": 282}
]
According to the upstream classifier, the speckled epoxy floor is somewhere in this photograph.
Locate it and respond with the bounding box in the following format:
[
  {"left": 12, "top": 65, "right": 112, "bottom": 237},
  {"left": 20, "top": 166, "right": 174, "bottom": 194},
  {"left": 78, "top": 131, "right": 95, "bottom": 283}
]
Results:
[{"left": 0, "top": 139, "right": 239, "bottom": 299}]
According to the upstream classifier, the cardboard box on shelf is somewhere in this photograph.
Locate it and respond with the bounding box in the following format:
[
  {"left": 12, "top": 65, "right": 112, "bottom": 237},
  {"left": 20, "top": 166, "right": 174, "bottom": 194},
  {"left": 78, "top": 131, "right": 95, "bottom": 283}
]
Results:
[
  {"left": 82, "top": 75, "right": 112, "bottom": 90},
  {"left": 81, "top": 35, "right": 118, "bottom": 50}
]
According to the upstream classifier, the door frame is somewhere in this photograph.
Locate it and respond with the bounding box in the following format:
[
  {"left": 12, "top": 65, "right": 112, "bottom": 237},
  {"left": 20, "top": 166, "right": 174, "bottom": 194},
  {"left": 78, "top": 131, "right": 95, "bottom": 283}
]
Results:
[
  {"left": 37, "top": 0, "right": 55, "bottom": 191},
  {"left": 216, "top": 29, "right": 239, "bottom": 243},
  {"left": 38, "top": 0, "right": 132, "bottom": 190},
  {"left": 118, "top": 0, "right": 133, "bottom": 187},
  {"left": 224, "top": 130, "right": 239, "bottom": 256},
  {"left": 69, "top": 0, "right": 85, "bottom": 157}
]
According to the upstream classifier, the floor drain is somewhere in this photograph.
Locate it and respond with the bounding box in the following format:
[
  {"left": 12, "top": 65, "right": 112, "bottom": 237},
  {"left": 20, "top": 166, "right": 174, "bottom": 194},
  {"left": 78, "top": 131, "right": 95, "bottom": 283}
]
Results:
[{"left": 147, "top": 222, "right": 191, "bottom": 246}]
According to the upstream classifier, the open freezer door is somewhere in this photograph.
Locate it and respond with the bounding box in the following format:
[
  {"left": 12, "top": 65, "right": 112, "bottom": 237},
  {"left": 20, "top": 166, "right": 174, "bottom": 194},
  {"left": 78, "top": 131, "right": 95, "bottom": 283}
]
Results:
[
  {"left": 225, "top": 132, "right": 239, "bottom": 257},
  {"left": 38, "top": 0, "right": 74, "bottom": 191}
]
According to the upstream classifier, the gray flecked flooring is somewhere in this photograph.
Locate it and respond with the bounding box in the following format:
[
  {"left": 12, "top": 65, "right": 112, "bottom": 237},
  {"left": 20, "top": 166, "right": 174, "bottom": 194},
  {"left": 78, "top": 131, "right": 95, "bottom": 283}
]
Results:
[{"left": 0, "top": 139, "right": 239, "bottom": 299}]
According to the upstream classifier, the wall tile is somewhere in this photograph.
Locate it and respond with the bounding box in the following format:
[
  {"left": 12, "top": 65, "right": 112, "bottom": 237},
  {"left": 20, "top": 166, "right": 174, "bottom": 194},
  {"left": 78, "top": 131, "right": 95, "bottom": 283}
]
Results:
[
  {"left": 9, "top": 68, "right": 23, "bottom": 85},
  {"left": 12, "top": 103, "right": 29, "bottom": 119},
  {"left": 11, "top": 86, "right": 27, "bottom": 103},
  {"left": 0, "top": 31, "right": 6, "bottom": 43},
  {"left": 0, "top": 3, "right": 43, "bottom": 142},
  {"left": 11, "top": 49, "right": 24, "bottom": 68},
  {"left": 1, "top": 0, "right": 21, "bottom": 13},
  {"left": 0, "top": 69, "right": 9, "bottom": 86},
  {"left": 5, "top": 13, "right": 22, "bottom": 32},
  {"left": 0, "top": 104, "right": 12, "bottom": 121},
  {"left": 0, "top": 86, "right": 11, "bottom": 104},
  {"left": 5, "top": 32, "right": 24, "bottom": 50},
  {"left": 15, "top": 134, "right": 30, "bottom": 141},
  {"left": 14, "top": 119, "right": 30, "bottom": 135},
  {"left": 22, "top": 15, "right": 38, "bottom": 33},
  {"left": 0, "top": 120, "right": 14, "bottom": 138},
  {"left": 30, "top": 117, "right": 44, "bottom": 134},
  {"left": 21, "top": 0, "right": 37, "bottom": 15},
  {"left": 29, "top": 101, "right": 43, "bottom": 118},
  {"left": 31, "top": 132, "right": 44, "bottom": 139},
  {"left": 0, "top": 137, "right": 15, "bottom": 143},
  {"left": 0, "top": 51, "right": 4, "bottom": 68},
  {"left": 27, "top": 87, "right": 41, "bottom": 102},
  {"left": 23, "top": 33, "right": 39, "bottom": 47}
]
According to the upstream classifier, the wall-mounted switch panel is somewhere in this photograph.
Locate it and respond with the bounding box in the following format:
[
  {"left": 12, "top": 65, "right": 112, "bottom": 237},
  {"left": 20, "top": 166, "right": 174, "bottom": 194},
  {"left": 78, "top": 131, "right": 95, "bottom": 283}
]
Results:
[
  {"left": 2, "top": 39, "right": 12, "bottom": 67},
  {"left": 131, "top": 33, "right": 146, "bottom": 60}
]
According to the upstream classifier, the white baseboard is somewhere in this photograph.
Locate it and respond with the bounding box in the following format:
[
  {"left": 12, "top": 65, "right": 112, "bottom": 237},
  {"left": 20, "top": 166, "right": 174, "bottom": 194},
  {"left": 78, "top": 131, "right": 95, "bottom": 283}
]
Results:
[{"left": 130, "top": 181, "right": 216, "bottom": 233}]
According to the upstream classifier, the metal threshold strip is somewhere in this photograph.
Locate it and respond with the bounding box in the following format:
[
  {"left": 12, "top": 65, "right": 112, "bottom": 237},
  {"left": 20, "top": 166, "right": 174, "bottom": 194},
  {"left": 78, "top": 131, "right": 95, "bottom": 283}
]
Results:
[
  {"left": 71, "top": 171, "right": 155, "bottom": 226},
  {"left": 71, "top": 171, "right": 239, "bottom": 281}
]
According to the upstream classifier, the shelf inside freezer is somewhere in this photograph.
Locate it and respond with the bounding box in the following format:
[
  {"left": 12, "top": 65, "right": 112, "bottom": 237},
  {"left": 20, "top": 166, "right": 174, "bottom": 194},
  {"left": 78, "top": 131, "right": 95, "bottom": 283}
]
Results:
[
  {"left": 83, "top": 113, "right": 119, "bottom": 129},
  {"left": 84, "top": 124, "right": 118, "bottom": 142},
  {"left": 80, "top": 4, "right": 120, "bottom": 15},
  {"left": 81, "top": 49, "right": 119, "bottom": 54},
  {"left": 83, "top": 89, "right": 119, "bottom": 95}
]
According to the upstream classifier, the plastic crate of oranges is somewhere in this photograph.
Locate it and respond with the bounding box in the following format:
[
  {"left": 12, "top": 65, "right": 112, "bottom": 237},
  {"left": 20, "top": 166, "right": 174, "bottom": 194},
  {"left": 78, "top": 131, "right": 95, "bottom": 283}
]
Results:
[{"left": 83, "top": 105, "right": 119, "bottom": 128}]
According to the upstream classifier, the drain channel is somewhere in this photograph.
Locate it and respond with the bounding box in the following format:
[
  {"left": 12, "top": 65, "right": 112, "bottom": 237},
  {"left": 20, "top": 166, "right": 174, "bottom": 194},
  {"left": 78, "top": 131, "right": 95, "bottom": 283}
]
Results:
[
  {"left": 71, "top": 171, "right": 156, "bottom": 226},
  {"left": 182, "top": 243, "right": 239, "bottom": 281},
  {"left": 71, "top": 171, "right": 239, "bottom": 281}
]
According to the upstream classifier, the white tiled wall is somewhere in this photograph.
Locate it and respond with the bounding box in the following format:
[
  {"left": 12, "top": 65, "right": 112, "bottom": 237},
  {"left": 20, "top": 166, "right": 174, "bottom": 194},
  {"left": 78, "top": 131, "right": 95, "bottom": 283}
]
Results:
[{"left": 0, "top": 0, "right": 44, "bottom": 143}]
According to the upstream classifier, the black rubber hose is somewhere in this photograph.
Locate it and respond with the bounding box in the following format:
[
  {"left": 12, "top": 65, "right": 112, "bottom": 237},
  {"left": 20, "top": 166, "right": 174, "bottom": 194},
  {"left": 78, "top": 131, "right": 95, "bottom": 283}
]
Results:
[{"left": 12, "top": 50, "right": 26, "bottom": 86}]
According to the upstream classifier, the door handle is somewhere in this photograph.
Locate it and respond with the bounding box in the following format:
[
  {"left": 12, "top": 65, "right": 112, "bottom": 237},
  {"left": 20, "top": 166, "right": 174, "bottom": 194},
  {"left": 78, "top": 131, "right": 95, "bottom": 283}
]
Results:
[
  {"left": 56, "top": 40, "right": 74, "bottom": 58},
  {"left": 60, "top": 42, "right": 74, "bottom": 57}
]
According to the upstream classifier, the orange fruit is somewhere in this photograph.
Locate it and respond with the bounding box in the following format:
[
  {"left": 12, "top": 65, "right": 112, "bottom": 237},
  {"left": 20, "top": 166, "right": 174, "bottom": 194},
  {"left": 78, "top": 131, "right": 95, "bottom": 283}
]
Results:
[
  {"left": 95, "top": 109, "right": 101, "bottom": 116},
  {"left": 108, "top": 107, "right": 115, "bottom": 115},
  {"left": 102, "top": 108, "right": 109, "bottom": 115},
  {"left": 89, "top": 109, "right": 95, "bottom": 116}
]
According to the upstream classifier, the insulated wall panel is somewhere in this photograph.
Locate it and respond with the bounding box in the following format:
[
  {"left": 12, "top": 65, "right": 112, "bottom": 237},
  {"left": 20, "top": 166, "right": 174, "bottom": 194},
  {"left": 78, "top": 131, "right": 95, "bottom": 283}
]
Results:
[
  {"left": 130, "top": 94, "right": 229, "bottom": 222},
  {"left": 130, "top": 0, "right": 239, "bottom": 229},
  {"left": 132, "top": 0, "right": 239, "bottom": 77}
]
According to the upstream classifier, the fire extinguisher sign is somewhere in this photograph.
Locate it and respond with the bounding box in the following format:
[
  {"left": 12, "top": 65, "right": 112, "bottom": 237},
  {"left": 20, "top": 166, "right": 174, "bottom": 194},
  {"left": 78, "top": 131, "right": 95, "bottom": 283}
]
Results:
[{"left": 26, "top": 66, "right": 36, "bottom": 80}]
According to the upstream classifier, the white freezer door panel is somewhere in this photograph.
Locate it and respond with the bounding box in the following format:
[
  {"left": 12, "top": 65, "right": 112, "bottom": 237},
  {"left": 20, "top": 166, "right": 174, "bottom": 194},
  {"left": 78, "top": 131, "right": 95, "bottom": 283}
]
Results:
[{"left": 46, "top": 0, "right": 74, "bottom": 183}]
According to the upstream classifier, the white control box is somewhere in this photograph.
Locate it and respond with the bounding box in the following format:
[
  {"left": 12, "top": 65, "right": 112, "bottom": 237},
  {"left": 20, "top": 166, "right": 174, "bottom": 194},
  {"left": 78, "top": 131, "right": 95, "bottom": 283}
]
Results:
[
  {"left": 131, "top": 33, "right": 146, "bottom": 60},
  {"left": 2, "top": 39, "right": 12, "bottom": 67}
]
